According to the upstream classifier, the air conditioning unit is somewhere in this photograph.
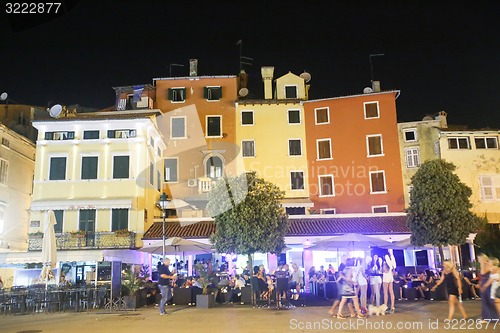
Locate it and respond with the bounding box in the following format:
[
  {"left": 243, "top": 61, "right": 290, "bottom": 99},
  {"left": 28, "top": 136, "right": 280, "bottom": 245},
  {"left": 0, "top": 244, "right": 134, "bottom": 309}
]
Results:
[{"left": 187, "top": 179, "right": 197, "bottom": 187}]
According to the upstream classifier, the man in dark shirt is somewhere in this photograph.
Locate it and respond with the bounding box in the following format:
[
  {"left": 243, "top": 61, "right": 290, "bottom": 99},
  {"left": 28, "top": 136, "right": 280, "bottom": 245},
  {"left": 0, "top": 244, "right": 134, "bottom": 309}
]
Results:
[{"left": 158, "top": 258, "right": 176, "bottom": 315}]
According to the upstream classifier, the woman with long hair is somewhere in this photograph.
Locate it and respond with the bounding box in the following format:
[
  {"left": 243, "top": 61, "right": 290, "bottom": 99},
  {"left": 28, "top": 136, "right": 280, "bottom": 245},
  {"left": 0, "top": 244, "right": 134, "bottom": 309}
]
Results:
[
  {"left": 431, "top": 260, "right": 467, "bottom": 320},
  {"left": 382, "top": 261, "right": 396, "bottom": 313},
  {"left": 354, "top": 257, "right": 368, "bottom": 313},
  {"left": 369, "top": 255, "right": 382, "bottom": 306}
]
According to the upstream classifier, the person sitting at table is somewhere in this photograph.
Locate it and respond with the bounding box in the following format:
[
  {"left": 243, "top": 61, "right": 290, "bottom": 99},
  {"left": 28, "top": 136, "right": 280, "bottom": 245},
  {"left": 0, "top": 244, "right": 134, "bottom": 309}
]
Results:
[
  {"left": 290, "top": 263, "right": 304, "bottom": 300},
  {"left": 414, "top": 272, "right": 428, "bottom": 299},
  {"left": 254, "top": 266, "right": 269, "bottom": 300},
  {"left": 308, "top": 266, "right": 317, "bottom": 280},
  {"left": 317, "top": 265, "right": 327, "bottom": 279},
  {"left": 225, "top": 274, "right": 246, "bottom": 304},
  {"left": 327, "top": 264, "right": 336, "bottom": 281},
  {"left": 462, "top": 273, "right": 480, "bottom": 299}
]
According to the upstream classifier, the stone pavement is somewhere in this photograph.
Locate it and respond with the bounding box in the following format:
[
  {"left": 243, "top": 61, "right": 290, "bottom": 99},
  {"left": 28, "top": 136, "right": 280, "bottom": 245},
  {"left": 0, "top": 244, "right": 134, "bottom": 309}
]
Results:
[{"left": 0, "top": 299, "right": 498, "bottom": 333}]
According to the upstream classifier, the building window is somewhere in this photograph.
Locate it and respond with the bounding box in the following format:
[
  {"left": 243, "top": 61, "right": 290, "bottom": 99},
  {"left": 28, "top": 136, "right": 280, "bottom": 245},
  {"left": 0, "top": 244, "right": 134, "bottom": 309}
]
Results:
[
  {"left": 285, "top": 85, "right": 298, "bottom": 99},
  {"left": 289, "top": 139, "right": 302, "bottom": 156},
  {"left": 366, "top": 135, "right": 384, "bottom": 156},
  {"left": 53, "top": 210, "right": 64, "bottom": 233},
  {"left": 45, "top": 131, "right": 75, "bottom": 140},
  {"left": 316, "top": 139, "right": 332, "bottom": 160},
  {"left": 0, "top": 158, "right": 8, "bottom": 185},
  {"left": 404, "top": 129, "right": 417, "bottom": 142},
  {"left": 448, "top": 137, "right": 470, "bottom": 149},
  {"left": 107, "top": 129, "right": 136, "bottom": 139},
  {"left": 157, "top": 170, "right": 161, "bottom": 191},
  {"left": 83, "top": 130, "right": 99, "bottom": 140},
  {"left": 112, "top": 208, "right": 128, "bottom": 231},
  {"left": 475, "top": 137, "right": 498, "bottom": 149},
  {"left": 319, "top": 175, "right": 335, "bottom": 197},
  {"left": 157, "top": 147, "right": 162, "bottom": 157},
  {"left": 290, "top": 171, "right": 304, "bottom": 190},
  {"left": 204, "top": 86, "right": 222, "bottom": 101},
  {"left": 242, "top": 140, "right": 255, "bottom": 157},
  {"left": 320, "top": 208, "right": 336, "bottom": 214},
  {"left": 113, "top": 155, "right": 129, "bottom": 179},
  {"left": 206, "top": 116, "right": 222, "bottom": 137},
  {"left": 170, "top": 117, "right": 186, "bottom": 139},
  {"left": 480, "top": 176, "right": 500, "bottom": 200},
  {"left": 405, "top": 148, "right": 420, "bottom": 168},
  {"left": 364, "top": 101, "right": 379, "bottom": 119},
  {"left": 49, "top": 157, "right": 66, "bottom": 180},
  {"left": 241, "top": 111, "right": 254, "bottom": 125},
  {"left": 164, "top": 158, "right": 178, "bottom": 182},
  {"left": 286, "top": 207, "right": 305, "bottom": 215},
  {"left": 149, "top": 162, "right": 154, "bottom": 185},
  {"left": 79, "top": 209, "right": 96, "bottom": 233},
  {"left": 369, "top": 171, "right": 386, "bottom": 193},
  {"left": 1, "top": 138, "right": 9, "bottom": 147},
  {"left": 315, "top": 107, "right": 329, "bottom": 124},
  {"left": 288, "top": 110, "right": 301, "bottom": 124},
  {"left": 206, "top": 156, "right": 223, "bottom": 179},
  {"left": 168, "top": 87, "right": 186, "bottom": 102},
  {"left": 81, "top": 156, "right": 98, "bottom": 180},
  {"left": 372, "top": 205, "right": 388, "bottom": 213}
]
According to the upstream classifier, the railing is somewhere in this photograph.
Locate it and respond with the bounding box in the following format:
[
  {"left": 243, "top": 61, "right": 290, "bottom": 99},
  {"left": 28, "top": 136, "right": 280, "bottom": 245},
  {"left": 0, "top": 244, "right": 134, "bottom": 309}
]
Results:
[
  {"left": 28, "top": 232, "right": 137, "bottom": 251},
  {"left": 198, "top": 177, "right": 216, "bottom": 193}
]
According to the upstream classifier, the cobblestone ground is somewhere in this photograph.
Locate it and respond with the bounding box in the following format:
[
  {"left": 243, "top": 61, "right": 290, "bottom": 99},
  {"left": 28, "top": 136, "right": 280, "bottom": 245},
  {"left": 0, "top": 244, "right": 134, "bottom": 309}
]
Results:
[{"left": 0, "top": 300, "right": 498, "bottom": 333}]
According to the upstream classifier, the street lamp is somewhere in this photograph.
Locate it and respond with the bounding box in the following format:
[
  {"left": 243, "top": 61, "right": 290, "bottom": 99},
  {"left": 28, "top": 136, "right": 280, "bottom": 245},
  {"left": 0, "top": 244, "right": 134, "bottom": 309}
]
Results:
[{"left": 158, "top": 192, "right": 169, "bottom": 261}]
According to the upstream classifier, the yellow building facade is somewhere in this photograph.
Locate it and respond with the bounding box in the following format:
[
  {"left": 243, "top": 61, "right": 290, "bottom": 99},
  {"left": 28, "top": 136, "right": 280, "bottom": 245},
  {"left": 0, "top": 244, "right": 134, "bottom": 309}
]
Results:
[{"left": 235, "top": 68, "right": 312, "bottom": 212}]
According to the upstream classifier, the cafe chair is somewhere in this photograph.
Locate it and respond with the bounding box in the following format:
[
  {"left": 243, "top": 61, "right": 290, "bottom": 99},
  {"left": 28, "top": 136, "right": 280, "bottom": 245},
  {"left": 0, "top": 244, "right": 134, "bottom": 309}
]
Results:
[
  {"left": 275, "top": 278, "right": 293, "bottom": 309},
  {"left": 250, "top": 277, "right": 268, "bottom": 308}
]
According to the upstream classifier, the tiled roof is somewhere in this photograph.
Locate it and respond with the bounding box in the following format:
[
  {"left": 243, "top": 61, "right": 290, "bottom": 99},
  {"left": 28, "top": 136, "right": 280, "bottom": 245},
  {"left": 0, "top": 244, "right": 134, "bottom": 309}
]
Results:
[{"left": 142, "top": 215, "right": 410, "bottom": 239}]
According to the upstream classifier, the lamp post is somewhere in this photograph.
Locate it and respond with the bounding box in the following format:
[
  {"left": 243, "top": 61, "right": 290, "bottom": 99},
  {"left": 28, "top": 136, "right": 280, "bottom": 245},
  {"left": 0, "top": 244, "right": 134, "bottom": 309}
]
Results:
[{"left": 159, "top": 192, "right": 169, "bottom": 261}]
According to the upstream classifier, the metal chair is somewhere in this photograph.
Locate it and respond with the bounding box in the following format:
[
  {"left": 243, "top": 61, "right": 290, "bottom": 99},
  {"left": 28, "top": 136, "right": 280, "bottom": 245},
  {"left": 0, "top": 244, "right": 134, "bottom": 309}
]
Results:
[{"left": 276, "top": 278, "right": 293, "bottom": 309}]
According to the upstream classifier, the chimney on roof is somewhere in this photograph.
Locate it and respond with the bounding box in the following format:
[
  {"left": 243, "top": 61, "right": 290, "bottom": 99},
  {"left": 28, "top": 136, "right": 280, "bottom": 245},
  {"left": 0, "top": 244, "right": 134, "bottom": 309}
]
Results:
[
  {"left": 435, "top": 111, "right": 448, "bottom": 128},
  {"left": 189, "top": 59, "right": 198, "bottom": 76},
  {"left": 261, "top": 66, "right": 274, "bottom": 99},
  {"left": 372, "top": 80, "right": 381, "bottom": 92}
]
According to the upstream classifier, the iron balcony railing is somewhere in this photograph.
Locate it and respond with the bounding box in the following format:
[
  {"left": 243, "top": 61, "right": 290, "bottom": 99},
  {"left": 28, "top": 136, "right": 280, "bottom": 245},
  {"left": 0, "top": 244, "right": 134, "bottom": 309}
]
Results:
[{"left": 28, "top": 231, "right": 137, "bottom": 251}]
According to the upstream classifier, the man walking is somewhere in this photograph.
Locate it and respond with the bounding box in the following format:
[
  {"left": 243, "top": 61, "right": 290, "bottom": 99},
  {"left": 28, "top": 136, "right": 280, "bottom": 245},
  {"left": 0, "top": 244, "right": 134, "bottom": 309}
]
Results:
[{"left": 158, "top": 258, "right": 176, "bottom": 315}]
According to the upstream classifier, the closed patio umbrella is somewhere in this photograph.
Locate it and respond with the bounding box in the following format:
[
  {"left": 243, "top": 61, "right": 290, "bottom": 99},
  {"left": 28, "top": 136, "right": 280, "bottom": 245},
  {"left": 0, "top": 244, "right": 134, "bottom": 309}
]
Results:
[{"left": 40, "top": 210, "right": 57, "bottom": 287}]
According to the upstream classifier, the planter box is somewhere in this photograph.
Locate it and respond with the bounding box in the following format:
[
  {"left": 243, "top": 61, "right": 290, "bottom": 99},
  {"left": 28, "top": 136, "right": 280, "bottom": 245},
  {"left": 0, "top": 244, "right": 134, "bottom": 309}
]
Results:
[
  {"left": 123, "top": 294, "right": 139, "bottom": 309},
  {"left": 196, "top": 293, "right": 215, "bottom": 308}
]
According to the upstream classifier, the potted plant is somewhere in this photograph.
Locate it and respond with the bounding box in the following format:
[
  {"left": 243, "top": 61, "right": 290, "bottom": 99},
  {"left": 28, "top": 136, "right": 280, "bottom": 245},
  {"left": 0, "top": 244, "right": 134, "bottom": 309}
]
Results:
[
  {"left": 70, "top": 230, "right": 86, "bottom": 238},
  {"left": 194, "top": 262, "right": 217, "bottom": 308},
  {"left": 121, "top": 266, "right": 146, "bottom": 309},
  {"left": 28, "top": 231, "right": 44, "bottom": 238},
  {"left": 114, "top": 228, "right": 130, "bottom": 237}
]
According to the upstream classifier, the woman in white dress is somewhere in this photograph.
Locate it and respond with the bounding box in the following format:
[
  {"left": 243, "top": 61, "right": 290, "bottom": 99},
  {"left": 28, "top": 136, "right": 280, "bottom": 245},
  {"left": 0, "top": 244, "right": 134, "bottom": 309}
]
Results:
[
  {"left": 382, "top": 249, "right": 397, "bottom": 313},
  {"left": 354, "top": 258, "right": 368, "bottom": 312}
]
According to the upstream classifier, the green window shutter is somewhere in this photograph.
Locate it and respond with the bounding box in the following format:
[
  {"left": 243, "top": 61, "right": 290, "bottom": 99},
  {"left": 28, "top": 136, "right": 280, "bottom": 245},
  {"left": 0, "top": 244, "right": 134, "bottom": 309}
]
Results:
[
  {"left": 217, "top": 86, "right": 222, "bottom": 99},
  {"left": 53, "top": 210, "right": 63, "bottom": 233},
  {"left": 107, "top": 130, "right": 115, "bottom": 138},
  {"left": 181, "top": 88, "right": 186, "bottom": 100},
  {"left": 45, "top": 132, "right": 53, "bottom": 140},
  {"left": 168, "top": 88, "right": 173, "bottom": 100},
  {"left": 203, "top": 87, "right": 208, "bottom": 99}
]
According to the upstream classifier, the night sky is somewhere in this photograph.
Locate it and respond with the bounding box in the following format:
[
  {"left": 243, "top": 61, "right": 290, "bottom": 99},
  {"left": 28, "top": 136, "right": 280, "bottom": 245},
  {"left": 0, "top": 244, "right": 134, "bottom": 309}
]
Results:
[{"left": 1, "top": 1, "right": 499, "bottom": 129}]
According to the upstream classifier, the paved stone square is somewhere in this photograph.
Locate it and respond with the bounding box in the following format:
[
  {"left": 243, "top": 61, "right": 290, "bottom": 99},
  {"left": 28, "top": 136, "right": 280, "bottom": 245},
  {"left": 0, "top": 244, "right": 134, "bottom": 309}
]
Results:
[{"left": 0, "top": 300, "right": 498, "bottom": 333}]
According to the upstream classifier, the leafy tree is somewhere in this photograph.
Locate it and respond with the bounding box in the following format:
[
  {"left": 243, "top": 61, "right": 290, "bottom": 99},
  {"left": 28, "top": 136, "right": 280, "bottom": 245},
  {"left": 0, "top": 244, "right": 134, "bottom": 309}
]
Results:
[
  {"left": 407, "top": 160, "right": 482, "bottom": 262},
  {"left": 207, "top": 172, "right": 288, "bottom": 271},
  {"left": 475, "top": 218, "right": 500, "bottom": 259}
]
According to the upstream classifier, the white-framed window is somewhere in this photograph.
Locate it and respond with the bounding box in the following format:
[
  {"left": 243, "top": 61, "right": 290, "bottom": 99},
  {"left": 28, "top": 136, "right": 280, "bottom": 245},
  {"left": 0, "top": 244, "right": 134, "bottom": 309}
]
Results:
[
  {"left": 107, "top": 129, "right": 136, "bottom": 139},
  {"left": 288, "top": 139, "right": 302, "bottom": 156},
  {"left": 45, "top": 131, "right": 75, "bottom": 140},
  {"left": 316, "top": 138, "right": 332, "bottom": 160},
  {"left": 366, "top": 134, "right": 384, "bottom": 157},
  {"left": 206, "top": 115, "right": 222, "bottom": 137},
  {"left": 290, "top": 171, "right": 304, "bottom": 190},
  {"left": 318, "top": 174, "right": 335, "bottom": 197},
  {"left": 480, "top": 175, "right": 500, "bottom": 200},
  {"left": 111, "top": 208, "right": 129, "bottom": 231},
  {"left": 288, "top": 109, "right": 301, "bottom": 124},
  {"left": 242, "top": 140, "right": 255, "bottom": 157},
  {"left": 404, "top": 128, "right": 417, "bottom": 142},
  {"left": 83, "top": 130, "right": 100, "bottom": 140},
  {"left": 320, "top": 208, "right": 336, "bottom": 214},
  {"left": 170, "top": 116, "right": 186, "bottom": 139},
  {"left": 241, "top": 110, "right": 254, "bottom": 125},
  {"left": 0, "top": 158, "right": 8, "bottom": 185},
  {"left": 405, "top": 147, "right": 420, "bottom": 168},
  {"left": 164, "top": 158, "right": 178, "bottom": 182},
  {"left": 81, "top": 155, "right": 98, "bottom": 180},
  {"left": 315, "top": 107, "right": 329, "bottom": 125},
  {"left": 372, "top": 205, "right": 388, "bottom": 213},
  {"left": 205, "top": 155, "right": 224, "bottom": 179},
  {"left": 284, "top": 85, "right": 298, "bottom": 99},
  {"left": 49, "top": 156, "right": 67, "bottom": 181},
  {"left": 364, "top": 101, "right": 380, "bottom": 119},
  {"left": 369, "top": 170, "right": 386, "bottom": 194},
  {"left": 168, "top": 87, "right": 186, "bottom": 102},
  {"left": 448, "top": 137, "right": 470, "bottom": 149},
  {"left": 204, "top": 86, "right": 222, "bottom": 101},
  {"left": 475, "top": 137, "right": 498, "bottom": 149},
  {"left": 112, "top": 155, "right": 130, "bottom": 179}
]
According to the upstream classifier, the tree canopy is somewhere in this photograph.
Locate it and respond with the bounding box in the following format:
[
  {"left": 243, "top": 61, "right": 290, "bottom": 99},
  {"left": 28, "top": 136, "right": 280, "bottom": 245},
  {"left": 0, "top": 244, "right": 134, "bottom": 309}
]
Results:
[
  {"left": 407, "top": 159, "right": 482, "bottom": 246},
  {"left": 207, "top": 172, "right": 288, "bottom": 256}
]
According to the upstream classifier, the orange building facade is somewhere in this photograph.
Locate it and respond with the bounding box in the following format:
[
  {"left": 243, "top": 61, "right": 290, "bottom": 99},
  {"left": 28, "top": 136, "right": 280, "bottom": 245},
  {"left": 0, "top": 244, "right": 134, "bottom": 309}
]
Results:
[{"left": 303, "top": 91, "right": 405, "bottom": 213}]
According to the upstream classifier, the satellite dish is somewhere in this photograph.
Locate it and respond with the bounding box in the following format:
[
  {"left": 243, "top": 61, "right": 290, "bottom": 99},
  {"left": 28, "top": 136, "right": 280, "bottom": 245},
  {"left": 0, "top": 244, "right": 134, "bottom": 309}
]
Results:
[
  {"left": 299, "top": 72, "right": 311, "bottom": 83},
  {"left": 48, "top": 104, "right": 63, "bottom": 118},
  {"left": 238, "top": 88, "right": 249, "bottom": 97},
  {"left": 422, "top": 116, "right": 433, "bottom": 121},
  {"left": 0, "top": 92, "right": 7, "bottom": 101},
  {"left": 363, "top": 87, "right": 373, "bottom": 94}
]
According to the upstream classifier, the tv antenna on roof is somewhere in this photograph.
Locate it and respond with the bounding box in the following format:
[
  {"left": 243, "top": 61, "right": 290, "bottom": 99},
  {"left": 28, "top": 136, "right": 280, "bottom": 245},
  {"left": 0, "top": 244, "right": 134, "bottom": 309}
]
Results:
[
  {"left": 236, "top": 40, "right": 253, "bottom": 72},
  {"left": 369, "top": 53, "right": 384, "bottom": 82},
  {"left": 169, "top": 63, "right": 185, "bottom": 77}
]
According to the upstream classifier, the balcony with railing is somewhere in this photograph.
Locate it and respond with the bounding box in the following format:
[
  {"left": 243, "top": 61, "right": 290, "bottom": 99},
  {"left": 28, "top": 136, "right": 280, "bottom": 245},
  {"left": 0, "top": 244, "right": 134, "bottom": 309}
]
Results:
[{"left": 28, "top": 231, "right": 137, "bottom": 251}]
